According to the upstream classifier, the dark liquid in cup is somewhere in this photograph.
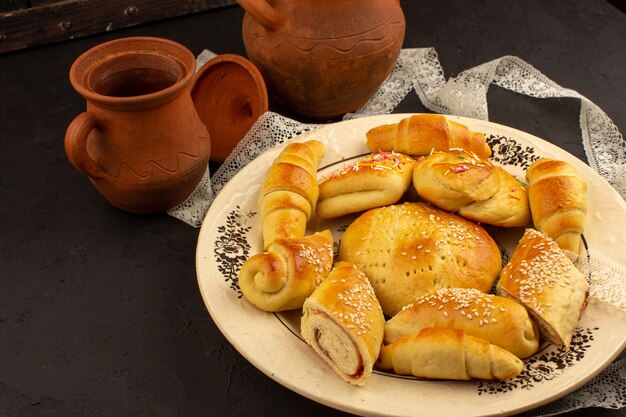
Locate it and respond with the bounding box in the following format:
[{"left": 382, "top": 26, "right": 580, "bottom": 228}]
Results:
[
  {"left": 89, "top": 53, "right": 183, "bottom": 98},
  {"left": 93, "top": 68, "right": 179, "bottom": 97}
]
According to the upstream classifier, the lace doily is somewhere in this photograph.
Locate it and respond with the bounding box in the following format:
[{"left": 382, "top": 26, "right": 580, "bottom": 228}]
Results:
[
  {"left": 583, "top": 248, "right": 626, "bottom": 312},
  {"left": 521, "top": 357, "right": 626, "bottom": 417},
  {"left": 347, "top": 49, "right": 625, "bottom": 198},
  {"left": 168, "top": 48, "right": 626, "bottom": 415}
]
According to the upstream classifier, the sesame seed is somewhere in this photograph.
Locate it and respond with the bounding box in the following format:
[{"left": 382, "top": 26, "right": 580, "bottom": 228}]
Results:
[{"left": 505, "top": 229, "right": 579, "bottom": 315}]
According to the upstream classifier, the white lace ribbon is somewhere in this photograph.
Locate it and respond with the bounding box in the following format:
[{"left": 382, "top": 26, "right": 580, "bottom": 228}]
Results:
[
  {"left": 168, "top": 48, "right": 626, "bottom": 415},
  {"left": 169, "top": 48, "right": 625, "bottom": 223},
  {"left": 347, "top": 49, "right": 625, "bottom": 198}
]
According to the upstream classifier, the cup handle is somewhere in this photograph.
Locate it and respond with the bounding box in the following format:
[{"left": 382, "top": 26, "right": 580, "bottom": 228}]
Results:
[
  {"left": 64, "top": 112, "right": 107, "bottom": 180},
  {"left": 236, "top": 0, "right": 283, "bottom": 31}
]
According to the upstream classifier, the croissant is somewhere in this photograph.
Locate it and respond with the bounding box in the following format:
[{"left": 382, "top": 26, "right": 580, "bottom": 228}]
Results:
[
  {"left": 384, "top": 287, "right": 539, "bottom": 358},
  {"left": 316, "top": 151, "right": 416, "bottom": 219},
  {"left": 366, "top": 114, "right": 491, "bottom": 159},
  {"left": 413, "top": 150, "right": 531, "bottom": 227},
  {"left": 239, "top": 230, "right": 334, "bottom": 312},
  {"left": 258, "top": 140, "right": 325, "bottom": 249},
  {"left": 376, "top": 327, "right": 523, "bottom": 380},
  {"left": 526, "top": 158, "right": 587, "bottom": 258},
  {"left": 301, "top": 262, "right": 385, "bottom": 386}
]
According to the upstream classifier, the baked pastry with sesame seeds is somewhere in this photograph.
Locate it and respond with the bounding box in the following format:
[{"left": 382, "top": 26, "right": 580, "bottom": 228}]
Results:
[
  {"left": 301, "top": 262, "right": 385, "bottom": 386},
  {"left": 316, "top": 151, "right": 416, "bottom": 219},
  {"left": 496, "top": 228, "right": 589, "bottom": 349},
  {"left": 384, "top": 288, "right": 539, "bottom": 358},
  {"left": 412, "top": 149, "right": 531, "bottom": 227},
  {"left": 366, "top": 114, "right": 492, "bottom": 159},
  {"left": 376, "top": 327, "right": 523, "bottom": 380},
  {"left": 526, "top": 158, "right": 587, "bottom": 259},
  {"left": 258, "top": 140, "right": 325, "bottom": 249},
  {"left": 239, "top": 230, "right": 334, "bottom": 312},
  {"left": 339, "top": 202, "right": 502, "bottom": 317}
]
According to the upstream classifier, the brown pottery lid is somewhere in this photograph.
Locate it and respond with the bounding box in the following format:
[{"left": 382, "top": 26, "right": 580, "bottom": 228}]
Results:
[{"left": 192, "top": 54, "right": 269, "bottom": 162}]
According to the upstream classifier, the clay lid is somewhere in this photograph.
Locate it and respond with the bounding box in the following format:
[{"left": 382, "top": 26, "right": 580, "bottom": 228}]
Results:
[{"left": 191, "top": 54, "right": 268, "bottom": 162}]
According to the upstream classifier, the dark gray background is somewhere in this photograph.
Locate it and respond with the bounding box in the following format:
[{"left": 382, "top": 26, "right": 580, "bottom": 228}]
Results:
[{"left": 1, "top": 1, "right": 624, "bottom": 416}]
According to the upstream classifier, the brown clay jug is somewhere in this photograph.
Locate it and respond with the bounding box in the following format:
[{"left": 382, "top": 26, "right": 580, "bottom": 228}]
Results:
[
  {"left": 237, "top": 0, "right": 405, "bottom": 119},
  {"left": 65, "top": 37, "right": 211, "bottom": 213}
]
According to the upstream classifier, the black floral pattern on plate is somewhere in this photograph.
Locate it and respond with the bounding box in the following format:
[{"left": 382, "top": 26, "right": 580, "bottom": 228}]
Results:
[
  {"left": 476, "top": 327, "right": 597, "bottom": 395},
  {"left": 213, "top": 206, "right": 255, "bottom": 297},
  {"left": 487, "top": 134, "right": 541, "bottom": 170}
]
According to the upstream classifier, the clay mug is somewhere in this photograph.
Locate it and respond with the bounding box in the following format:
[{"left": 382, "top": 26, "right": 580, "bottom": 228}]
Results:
[
  {"left": 65, "top": 36, "right": 211, "bottom": 213},
  {"left": 236, "top": 0, "right": 405, "bottom": 119}
]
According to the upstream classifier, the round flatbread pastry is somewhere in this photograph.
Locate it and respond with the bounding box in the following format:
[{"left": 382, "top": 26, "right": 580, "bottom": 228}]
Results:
[{"left": 339, "top": 202, "right": 502, "bottom": 316}]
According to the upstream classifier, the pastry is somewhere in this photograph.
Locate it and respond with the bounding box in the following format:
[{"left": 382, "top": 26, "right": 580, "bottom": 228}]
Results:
[
  {"left": 384, "top": 287, "right": 539, "bottom": 358},
  {"left": 366, "top": 114, "right": 491, "bottom": 159},
  {"left": 339, "top": 202, "right": 502, "bottom": 317},
  {"left": 526, "top": 158, "right": 587, "bottom": 258},
  {"left": 376, "top": 327, "right": 523, "bottom": 380},
  {"left": 316, "top": 150, "right": 416, "bottom": 219},
  {"left": 301, "top": 262, "right": 385, "bottom": 386},
  {"left": 497, "top": 228, "right": 589, "bottom": 348},
  {"left": 258, "top": 140, "right": 325, "bottom": 249},
  {"left": 239, "top": 230, "right": 334, "bottom": 312},
  {"left": 413, "top": 150, "right": 531, "bottom": 227}
]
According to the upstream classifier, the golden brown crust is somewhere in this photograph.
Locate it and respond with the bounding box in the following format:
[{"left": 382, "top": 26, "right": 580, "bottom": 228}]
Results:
[
  {"left": 301, "top": 262, "right": 385, "bottom": 386},
  {"left": 271, "top": 141, "right": 325, "bottom": 177},
  {"left": 376, "top": 327, "right": 523, "bottom": 380},
  {"left": 413, "top": 150, "right": 531, "bottom": 227},
  {"left": 261, "top": 162, "right": 319, "bottom": 207},
  {"left": 496, "top": 228, "right": 589, "bottom": 348},
  {"left": 258, "top": 140, "right": 325, "bottom": 248},
  {"left": 339, "top": 202, "right": 502, "bottom": 317},
  {"left": 259, "top": 191, "right": 311, "bottom": 247},
  {"left": 526, "top": 158, "right": 587, "bottom": 257},
  {"left": 366, "top": 114, "right": 491, "bottom": 158},
  {"left": 384, "top": 288, "right": 540, "bottom": 358},
  {"left": 317, "top": 151, "right": 416, "bottom": 219},
  {"left": 239, "top": 230, "right": 334, "bottom": 312}
]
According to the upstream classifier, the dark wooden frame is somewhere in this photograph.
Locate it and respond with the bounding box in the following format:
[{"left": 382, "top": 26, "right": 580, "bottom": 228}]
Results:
[{"left": 0, "top": 0, "right": 236, "bottom": 54}]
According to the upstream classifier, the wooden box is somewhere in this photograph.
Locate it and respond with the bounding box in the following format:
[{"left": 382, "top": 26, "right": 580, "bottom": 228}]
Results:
[{"left": 0, "top": 0, "right": 235, "bottom": 54}]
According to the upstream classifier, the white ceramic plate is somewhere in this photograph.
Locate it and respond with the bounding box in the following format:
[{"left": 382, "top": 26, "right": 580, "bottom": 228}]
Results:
[{"left": 196, "top": 114, "right": 626, "bottom": 417}]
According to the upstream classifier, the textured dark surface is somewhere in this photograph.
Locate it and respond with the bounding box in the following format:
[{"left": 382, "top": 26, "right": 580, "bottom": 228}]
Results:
[{"left": 0, "top": 1, "right": 625, "bottom": 416}]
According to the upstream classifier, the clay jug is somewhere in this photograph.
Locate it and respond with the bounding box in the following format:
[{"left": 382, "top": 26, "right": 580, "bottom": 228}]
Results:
[
  {"left": 65, "top": 37, "right": 211, "bottom": 213},
  {"left": 237, "top": 0, "right": 405, "bottom": 119}
]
